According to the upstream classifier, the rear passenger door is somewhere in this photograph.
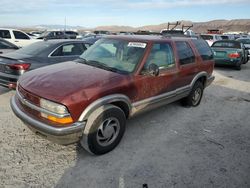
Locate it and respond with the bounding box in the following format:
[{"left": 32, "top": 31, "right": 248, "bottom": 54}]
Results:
[
  {"left": 135, "top": 42, "right": 179, "bottom": 101},
  {"left": 175, "top": 41, "right": 198, "bottom": 87},
  {"left": 49, "top": 43, "right": 87, "bottom": 64}
]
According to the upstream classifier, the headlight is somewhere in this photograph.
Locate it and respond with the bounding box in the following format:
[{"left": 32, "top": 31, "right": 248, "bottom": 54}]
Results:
[
  {"left": 40, "top": 98, "right": 73, "bottom": 124},
  {"left": 40, "top": 98, "right": 68, "bottom": 114}
]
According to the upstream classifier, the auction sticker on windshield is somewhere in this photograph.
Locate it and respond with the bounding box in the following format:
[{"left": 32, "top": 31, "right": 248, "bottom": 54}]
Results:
[{"left": 128, "top": 42, "right": 147, "bottom": 48}]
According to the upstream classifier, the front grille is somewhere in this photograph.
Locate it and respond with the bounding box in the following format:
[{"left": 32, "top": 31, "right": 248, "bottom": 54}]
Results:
[
  {"left": 17, "top": 85, "right": 41, "bottom": 117},
  {"left": 18, "top": 85, "right": 40, "bottom": 106}
]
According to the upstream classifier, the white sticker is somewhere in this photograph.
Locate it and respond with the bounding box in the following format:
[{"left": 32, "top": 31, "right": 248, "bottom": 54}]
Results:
[{"left": 128, "top": 42, "right": 147, "bottom": 48}]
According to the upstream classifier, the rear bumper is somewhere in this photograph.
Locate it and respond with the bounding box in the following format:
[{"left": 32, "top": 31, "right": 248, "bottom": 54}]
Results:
[
  {"left": 10, "top": 95, "right": 86, "bottom": 145},
  {"left": 214, "top": 59, "right": 240, "bottom": 65},
  {"left": 205, "top": 75, "right": 215, "bottom": 87}
]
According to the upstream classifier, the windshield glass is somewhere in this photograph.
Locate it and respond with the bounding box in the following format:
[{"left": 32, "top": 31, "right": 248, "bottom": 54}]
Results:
[
  {"left": 79, "top": 38, "right": 147, "bottom": 74},
  {"left": 16, "top": 41, "right": 52, "bottom": 55}
]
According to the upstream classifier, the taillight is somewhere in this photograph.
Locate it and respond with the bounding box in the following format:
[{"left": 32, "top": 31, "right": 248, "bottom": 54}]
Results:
[
  {"left": 8, "top": 63, "right": 31, "bottom": 71},
  {"left": 228, "top": 53, "right": 240, "bottom": 58}
]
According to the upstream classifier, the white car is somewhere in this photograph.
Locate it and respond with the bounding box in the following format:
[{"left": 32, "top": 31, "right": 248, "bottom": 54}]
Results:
[
  {"left": 0, "top": 28, "right": 41, "bottom": 47},
  {"left": 200, "top": 34, "right": 222, "bottom": 46}
]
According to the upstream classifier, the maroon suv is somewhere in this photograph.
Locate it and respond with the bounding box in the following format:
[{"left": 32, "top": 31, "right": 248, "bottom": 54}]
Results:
[{"left": 11, "top": 35, "right": 214, "bottom": 155}]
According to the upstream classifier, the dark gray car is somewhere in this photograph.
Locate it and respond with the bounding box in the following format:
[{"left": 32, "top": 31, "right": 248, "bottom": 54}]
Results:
[{"left": 0, "top": 39, "right": 92, "bottom": 88}]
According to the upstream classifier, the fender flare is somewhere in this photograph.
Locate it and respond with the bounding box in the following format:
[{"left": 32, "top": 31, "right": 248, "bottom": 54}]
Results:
[
  {"left": 190, "top": 71, "right": 208, "bottom": 88},
  {"left": 78, "top": 94, "right": 132, "bottom": 121}
]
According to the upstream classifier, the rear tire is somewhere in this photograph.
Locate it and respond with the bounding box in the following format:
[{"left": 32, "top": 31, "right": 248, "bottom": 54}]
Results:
[
  {"left": 181, "top": 81, "right": 204, "bottom": 107},
  {"left": 80, "top": 104, "right": 126, "bottom": 155}
]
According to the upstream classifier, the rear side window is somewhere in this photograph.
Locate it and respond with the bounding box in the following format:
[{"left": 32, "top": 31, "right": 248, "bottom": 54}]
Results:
[
  {"left": 176, "top": 41, "right": 195, "bottom": 65},
  {"left": 0, "top": 30, "right": 11, "bottom": 39},
  {"left": 51, "top": 43, "right": 86, "bottom": 57},
  {"left": 13, "top": 31, "right": 30, "bottom": 40},
  {"left": 192, "top": 39, "right": 213, "bottom": 61}
]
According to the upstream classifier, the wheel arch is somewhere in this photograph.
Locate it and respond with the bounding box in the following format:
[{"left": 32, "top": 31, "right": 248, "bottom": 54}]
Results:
[
  {"left": 191, "top": 72, "right": 208, "bottom": 88},
  {"left": 78, "top": 94, "right": 132, "bottom": 122}
]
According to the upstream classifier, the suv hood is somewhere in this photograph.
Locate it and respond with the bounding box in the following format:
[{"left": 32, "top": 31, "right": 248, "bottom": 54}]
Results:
[{"left": 18, "top": 61, "right": 125, "bottom": 102}]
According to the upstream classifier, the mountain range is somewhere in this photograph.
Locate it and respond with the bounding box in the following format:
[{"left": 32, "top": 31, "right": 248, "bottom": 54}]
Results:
[{"left": 23, "top": 19, "right": 250, "bottom": 33}]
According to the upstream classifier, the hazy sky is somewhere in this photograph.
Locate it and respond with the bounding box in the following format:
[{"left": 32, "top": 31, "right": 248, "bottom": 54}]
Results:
[{"left": 0, "top": 0, "right": 249, "bottom": 27}]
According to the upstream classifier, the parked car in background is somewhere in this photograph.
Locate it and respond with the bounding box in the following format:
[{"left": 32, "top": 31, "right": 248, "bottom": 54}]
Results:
[
  {"left": 211, "top": 40, "right": 248, "bottom": 70},
  {"left": 0, "top": 28, "right": 41, "bottom": 47},
  {"left": 65, "top": 31, "right": 79, "bottom": 39},
  {"left": 81, "top": 34, "right": 103, "bottom": 44},
  {"left": 37, "top": 31, "right": 69, "bottom": 40},
  {"left": 236, "top": 38, "right": 250, "bottom": 59},
  {"left": 10, "top": 35, "right": 214, "bottom": 155},
  {"left": 200, "top": 34, "right": 222, "bottom": 46},
  {"left": 0, "top": 38, "right": 19, "bottom": 54},
  {"left": 0, "top": 40, "right": 92, "bottom": 89}
]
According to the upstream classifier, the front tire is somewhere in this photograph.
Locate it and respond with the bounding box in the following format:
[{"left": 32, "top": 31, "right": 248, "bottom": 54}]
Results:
[
  {"left": 181, "top": 81, "right": 204, "bottom": 107},
  {"left": 80, "top": 105, "right": 126, "bottom": 155}
]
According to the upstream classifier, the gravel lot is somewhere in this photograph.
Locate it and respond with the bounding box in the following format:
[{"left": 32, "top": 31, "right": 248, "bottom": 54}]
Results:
[{"left": 0, "top": 63, "right": 250, "bottom": 188}]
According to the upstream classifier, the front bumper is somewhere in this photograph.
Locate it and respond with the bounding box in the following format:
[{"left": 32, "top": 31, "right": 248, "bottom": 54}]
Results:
[
  {"left": 205, "top": 75, "right": 215, "bottom": 87},
  {"left": 10, "top": 96, "right": 86, "bottom": 145}
]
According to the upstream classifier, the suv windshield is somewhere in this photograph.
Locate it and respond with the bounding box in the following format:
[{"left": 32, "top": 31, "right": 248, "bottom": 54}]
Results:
[{"left": 79, "top": 38, "right": 146, "bottom": 74}]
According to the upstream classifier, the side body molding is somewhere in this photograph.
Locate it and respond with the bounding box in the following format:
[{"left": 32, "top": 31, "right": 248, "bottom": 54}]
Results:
[{"left": 78, "top": 94, "right": 132, "bottom": 121}]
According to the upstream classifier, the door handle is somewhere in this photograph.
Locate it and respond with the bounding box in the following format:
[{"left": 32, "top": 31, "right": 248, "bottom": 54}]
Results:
[{"left": 15, "top": 41, "right": 19, "bottom": 42}]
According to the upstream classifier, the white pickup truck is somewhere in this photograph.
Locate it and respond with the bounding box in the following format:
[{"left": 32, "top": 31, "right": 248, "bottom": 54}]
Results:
[{"left": 0, "top": 28, "right": 41, "bottom": 47}]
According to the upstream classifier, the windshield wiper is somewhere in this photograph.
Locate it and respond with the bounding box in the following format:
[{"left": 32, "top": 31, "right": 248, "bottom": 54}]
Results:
[
  {"left": 87, "top": 60, "right": 126, "bottom": 74},
  {"left": 76, "top": 58, "right": 128, "bottom": 74}
]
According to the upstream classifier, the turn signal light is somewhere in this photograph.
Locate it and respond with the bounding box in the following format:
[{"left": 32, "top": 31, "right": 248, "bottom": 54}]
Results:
[{"left": 41, "top": 113, "right": 73, "bottom": 124}]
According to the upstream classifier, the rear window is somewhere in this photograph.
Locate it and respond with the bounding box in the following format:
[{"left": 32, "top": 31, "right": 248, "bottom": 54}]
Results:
[
  {"left": 237, "top": 39, "right": 250, "bottom": 44},
  {"left": 0, "top": 30, "right": 11, "bottom": 39},
  {"left": 16, "top": 41, "right": 52, "bottom": 55},
  {"left": 212, "top": 41, "right": 241, "bottom": 49},
  {"left": 192, "top": 39, "right": 213, "bottom": 61},
  {"left": 200, "top": 35, "right": 213, "bottom": 40}
]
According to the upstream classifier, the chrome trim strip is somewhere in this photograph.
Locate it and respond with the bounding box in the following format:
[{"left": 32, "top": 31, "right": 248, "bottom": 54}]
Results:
[
  {"left": 11, "top": 96, "right": 85, "bottom": 136},
  {"left": 16, "top": 87, "right": 71, "bottom": 118},
  {"left": 78, "top": 94, "right": 132, "bottom": 121}
]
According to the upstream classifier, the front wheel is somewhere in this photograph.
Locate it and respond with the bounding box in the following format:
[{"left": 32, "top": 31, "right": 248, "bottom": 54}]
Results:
[
  {"left": 80, "top": 104, "right": 126, "bottom": 155},
  {"left": 181, "top": 81, "right": 204, "bottom": 107}
]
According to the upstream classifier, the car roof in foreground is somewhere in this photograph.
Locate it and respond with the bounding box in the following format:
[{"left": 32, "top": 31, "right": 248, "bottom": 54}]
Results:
[{"left": 104, "top": 35, "right": 194, "bottom": 42}]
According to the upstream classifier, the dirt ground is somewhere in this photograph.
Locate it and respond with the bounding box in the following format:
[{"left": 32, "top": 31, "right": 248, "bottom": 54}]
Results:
[{"left": 0, "top": 63, "right": 250, "bottom": 188}]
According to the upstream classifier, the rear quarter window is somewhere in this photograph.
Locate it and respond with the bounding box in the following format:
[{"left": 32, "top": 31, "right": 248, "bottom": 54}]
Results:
[{"left": 192, "top": 39, "right": 213, "bottom": 61}]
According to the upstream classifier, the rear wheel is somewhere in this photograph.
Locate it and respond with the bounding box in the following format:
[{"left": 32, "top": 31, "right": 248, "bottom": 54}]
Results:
[
  {"left": 80, "top": 104, "right": 126, "bottom": 155},
  {"left": 181, "top": 81, "right": 204, "bottom": 107}
]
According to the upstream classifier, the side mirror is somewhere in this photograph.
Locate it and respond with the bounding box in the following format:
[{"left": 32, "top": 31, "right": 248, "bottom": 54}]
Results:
[{"left": 147, "top": 63, "right": 159, "bottom": 76}]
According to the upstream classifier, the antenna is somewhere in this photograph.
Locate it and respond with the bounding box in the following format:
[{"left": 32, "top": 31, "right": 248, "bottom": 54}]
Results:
[{"left": 64, "top": 17, "right": 66, "bottom": 32}]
